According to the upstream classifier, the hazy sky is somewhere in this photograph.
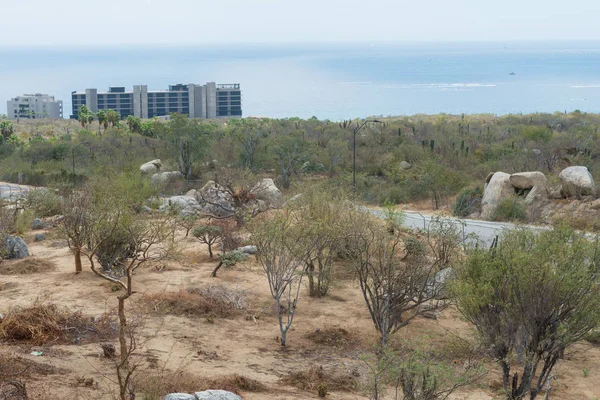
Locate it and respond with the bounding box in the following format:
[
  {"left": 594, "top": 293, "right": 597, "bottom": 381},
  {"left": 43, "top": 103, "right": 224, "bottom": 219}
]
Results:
[{"left": 1, "top": 0, "right": 600, "bottom": 46}]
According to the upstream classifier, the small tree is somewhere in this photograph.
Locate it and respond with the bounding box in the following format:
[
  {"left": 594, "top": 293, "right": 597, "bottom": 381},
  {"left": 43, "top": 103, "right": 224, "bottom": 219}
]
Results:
[
  {"left": 349, "top": 211, "right": 447, "bottom": 345},
  {"left": 60, "top": 190, "right": 92, "bottom": 274},
  {"left": 193, "top": 224, "right": 223, "bottom": 258},
  {"left": 289, "top": 185, "right": 349, "bottom": 297},
  {"left": 83, "top": 200, "right": 173, "bottom": 400},
  {"left": 176, "top": 214, "right": 198, "bottom": 238},
  {"left": 362, "top": 347, "right": 483, "bottom": 400},
  {"left": 251, "top": 210, "right": 315, "bottom": 346},
  {"left": 453, "top": 227, "right": 600, "bottom": 400}
]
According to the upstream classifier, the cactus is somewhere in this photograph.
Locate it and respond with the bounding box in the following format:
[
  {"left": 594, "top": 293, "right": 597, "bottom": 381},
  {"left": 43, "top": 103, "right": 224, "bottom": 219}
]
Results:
[{"left": 430, "top": 139, "right": 435, "bottom": 151}]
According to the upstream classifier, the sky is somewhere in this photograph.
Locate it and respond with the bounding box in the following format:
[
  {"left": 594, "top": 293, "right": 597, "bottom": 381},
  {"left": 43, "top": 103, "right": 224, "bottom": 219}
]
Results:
[{"left": 1, "top": 0, "right": 600, "bottom": 46}]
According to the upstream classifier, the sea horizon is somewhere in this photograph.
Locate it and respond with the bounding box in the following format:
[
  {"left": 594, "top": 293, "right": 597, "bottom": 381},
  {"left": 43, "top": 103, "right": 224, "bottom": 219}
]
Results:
[{"left": 1, "top": 40, "right": 600, "bottom": 120}]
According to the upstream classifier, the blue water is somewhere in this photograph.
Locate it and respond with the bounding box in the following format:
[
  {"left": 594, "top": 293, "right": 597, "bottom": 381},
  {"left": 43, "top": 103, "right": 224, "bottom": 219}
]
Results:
[{"left": 1, "top": 41, "right": 600, "bottom": 120}]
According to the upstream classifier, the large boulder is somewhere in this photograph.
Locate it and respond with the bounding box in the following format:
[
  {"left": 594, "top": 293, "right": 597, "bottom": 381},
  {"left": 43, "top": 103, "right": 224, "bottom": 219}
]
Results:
[
  {"left": 32, "top": 218, "right": 45, "bottom": 230},
  {"left": 4, "top": 235, "right": 30, "bottom": 259},
  {"left": 251, "top": 178, "right": 283, "bottom": 209},
  {"left": 159, "top": 196, "right": 201, "bottom": 217},
  {"left": 194, "top": 390, "right": 242, "bottom": 400},
  {"left": 509, "top": 171, "right": 549, "bottom": 204},
  {"left": 559, "top": 166, "right": 596, "bottom": 198},
  {"left": 194, "top": 181, "right": 235, "bottom": 218},
  {"left": 162, "top": 395, "right": 196, "bottom": 400},
  {"left": 481, "top": 172, "right": 514, "bottom": 219},
  {"left": 140, "top": 159, "right": 162, "bottom": 175},
  {"left": 151, "top": 171, "right": 183, "bottom": 186}
]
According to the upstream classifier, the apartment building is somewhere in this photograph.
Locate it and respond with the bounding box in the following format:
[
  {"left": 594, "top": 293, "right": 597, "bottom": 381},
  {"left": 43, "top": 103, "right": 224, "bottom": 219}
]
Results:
[
  {"left": 71, "top": 83, "right": 241, "bottom": 119},
  {"left": 6, "top": 93, "right": 63, "bottom": 119}
]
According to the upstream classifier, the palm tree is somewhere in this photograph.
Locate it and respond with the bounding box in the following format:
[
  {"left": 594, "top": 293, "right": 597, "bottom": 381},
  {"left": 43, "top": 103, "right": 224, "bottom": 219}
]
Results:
[
  {"left": 97, "top": 110, "right": 107, "bottom": 133},
  {"left": 0, "top": 121, "right": 13, "bottom": 140}
]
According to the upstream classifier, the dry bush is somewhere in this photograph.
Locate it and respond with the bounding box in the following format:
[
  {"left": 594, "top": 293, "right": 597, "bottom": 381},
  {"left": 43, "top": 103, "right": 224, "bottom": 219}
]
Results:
[
  {"left": 211, "top": 219, "right": 245, "bottom": 251},
  {"left": 280, "top": 365, "right": 357, "bottom": 393},
  {"left": 305, "top": 326, "right": 360, "bottom": 350},
  {"left": 142, "top": 285, "right": 248, "bottom": 319},
  {"left": 0, "top": 350, "right": 60, "bottom": 400},
  {"left": 0, "top": 258, "right": 56, "bottom": 275},
  {"left": 135, "top": 371, "right": 266, "bottom": 399},
  {"left": 0, "top": 303, "right": 116, "bottom": 345}
]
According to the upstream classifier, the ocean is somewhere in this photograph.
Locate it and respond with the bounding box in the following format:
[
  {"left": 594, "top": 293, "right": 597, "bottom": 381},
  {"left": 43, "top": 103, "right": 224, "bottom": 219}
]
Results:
[{"left": 1, "top": 41, "right": 600, "bottom": 120}]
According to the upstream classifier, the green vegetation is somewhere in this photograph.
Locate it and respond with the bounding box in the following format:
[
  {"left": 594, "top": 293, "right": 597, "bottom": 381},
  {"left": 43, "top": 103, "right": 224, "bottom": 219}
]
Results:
[
  {"left": 453, "top": 227, "right": 600, "bottom": 400},
  {"left": 1, "top": 111, "right": 598, "bottom": 208}
]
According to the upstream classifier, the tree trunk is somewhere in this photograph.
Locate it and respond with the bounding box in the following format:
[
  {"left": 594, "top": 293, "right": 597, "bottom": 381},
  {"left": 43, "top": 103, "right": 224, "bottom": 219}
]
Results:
[
  {"left": 307, "top": 262, "right": 316, "bottom": 297},
  {"left": 118, "top": 296, "right": 128, "bottom": 365},
  {"left": 208, "top": 244, "right": 213, "bottom": 258},
  {"left": 74, "top": 247, "right": 82, "bottom": 274},
  {"left": 211, "top": 261, "right": 223, "bottom": 277}
]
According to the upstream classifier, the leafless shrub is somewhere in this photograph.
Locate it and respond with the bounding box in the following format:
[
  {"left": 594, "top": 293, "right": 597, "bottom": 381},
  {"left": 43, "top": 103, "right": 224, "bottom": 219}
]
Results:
[{"left": 0, "top": 302, "right": 116, "bottom": 345}]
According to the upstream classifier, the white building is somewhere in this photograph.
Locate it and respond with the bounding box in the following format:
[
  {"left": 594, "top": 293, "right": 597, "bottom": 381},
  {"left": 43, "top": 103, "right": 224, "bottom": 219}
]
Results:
[{"left": 6, "top": 93, "right": 63, "bottom": 119}]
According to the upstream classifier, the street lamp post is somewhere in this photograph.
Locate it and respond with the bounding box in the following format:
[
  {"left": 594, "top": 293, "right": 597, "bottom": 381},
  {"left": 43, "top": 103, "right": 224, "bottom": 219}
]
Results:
[{"left": 353, "top": 119, "right": 382, "bottom": 192}]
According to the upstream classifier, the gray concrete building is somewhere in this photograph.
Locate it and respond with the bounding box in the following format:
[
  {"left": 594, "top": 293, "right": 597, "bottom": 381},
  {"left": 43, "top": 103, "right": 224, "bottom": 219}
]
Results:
[
  {"left": 71, "top": 83, "right": 241, "bottom": 120},
  {"left": 6, "top": 93, "right": 63, "bottom": 119}
]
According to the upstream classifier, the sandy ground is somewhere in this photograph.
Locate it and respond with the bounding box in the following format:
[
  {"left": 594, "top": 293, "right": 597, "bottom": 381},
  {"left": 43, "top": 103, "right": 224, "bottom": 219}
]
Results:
[{"left": 1, "top": 226, "right": 599, "bottom": 400}]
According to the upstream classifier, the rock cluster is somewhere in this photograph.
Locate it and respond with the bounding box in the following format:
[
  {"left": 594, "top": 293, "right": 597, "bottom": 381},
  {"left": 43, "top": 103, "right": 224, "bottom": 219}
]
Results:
[
  {"left": 160, "top": 178, "right": 283, "bottom": 217},
  {"left": 481, "top": 166, "right": 596, "bottom": 219}
]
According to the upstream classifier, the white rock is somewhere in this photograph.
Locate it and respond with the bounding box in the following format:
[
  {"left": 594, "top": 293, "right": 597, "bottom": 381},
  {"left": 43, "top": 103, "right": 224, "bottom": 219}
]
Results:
[
  {"left": 251, "top": 178, "right": 283, "bottom": 208},
  {"left": 481, "top": 172, "right": 514, "bottom": 219},
  {"left": 559, "top": 166, "right": 596, "bottom": 197},
  {"left": 399, "top": 161, "right": 412, "bottom": 170},
  {"left": 140, "top": 159, "right": 162, "bottom": 174},
  {"left": 151, "top": 171, "right": 183, "bottom": 185}
]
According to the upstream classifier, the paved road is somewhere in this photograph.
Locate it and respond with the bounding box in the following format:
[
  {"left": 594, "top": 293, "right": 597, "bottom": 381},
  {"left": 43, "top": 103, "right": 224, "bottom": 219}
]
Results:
[
  {"left": 360, "top": 206, "right": 538, "bottom": 246},
  {"left": 0, "top": 182, "right": 32, "bottom": 201}
]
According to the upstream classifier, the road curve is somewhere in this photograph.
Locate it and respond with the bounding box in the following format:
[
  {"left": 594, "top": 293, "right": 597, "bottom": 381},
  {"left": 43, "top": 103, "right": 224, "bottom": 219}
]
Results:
[{"left": 360, "top": 206, "right": 541, "bottom": 246}]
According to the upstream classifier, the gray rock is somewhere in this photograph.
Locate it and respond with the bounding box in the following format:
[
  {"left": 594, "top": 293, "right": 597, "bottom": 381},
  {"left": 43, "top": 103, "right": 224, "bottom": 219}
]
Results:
[
  {"left": 140, "top": 159, "right": 162, "bottom": 175},
  {"left": 195, "top": 181, "right": 235, "bottom": 218},
  {"left": 32, "top": 218, "right": 45, "bottom": 230},
  {"left": 481, "top": 172, "right": 514, "bottom": 219},
  {"left": 141, "top": 205, "right": 153, "bottom": 213},
  {"left": 33, "top": 233, "right": 46, "bottom": 242},
  {"left": 399, "top": 161, "right": 412, "bottom": 170},
  {"left": 194, "top": 390, "right": 242, "bottom": 400},
  {"left": 159, "top": 196, "right": 201, "bottom": 217},
  {"left": 151, "top": 171, "right": 183, "bottom": 185},
  {"left": 162, "top": 394, "right": 196, "bottom": 400},
  {"left": 236, "top": 245, "right": 257, "bottom": 254},
  {"left": 4, "top": 235, "right": 30, "bottom": 259},
  {"left": 251, "top": 178, "right": 283, "bottom": 209},
  {"left": 559, "top": 166, "right": 596, "bottom": 198},
  {"left": 509, "top": 171, "right": 549, "bottom": 204}
]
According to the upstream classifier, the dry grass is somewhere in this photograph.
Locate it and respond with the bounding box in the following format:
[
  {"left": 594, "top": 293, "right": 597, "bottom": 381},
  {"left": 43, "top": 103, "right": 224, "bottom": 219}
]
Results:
[
  {"left": 142, "top": 285, "right": 249, "bottom": 319},
  {"left": 0, "top": 258, "right": 56, "bottom": 275},
  {"left": 305, "top": 326, "right": 360, "bottom": 350},
  {"left": 280, "top": 365, "right": 357, "bottom": 393},
  {"left": 135, "top": 371, "right": 267, "bottom": 399},
  {"left": 0, "top": 302, "right": 116, "bottom": 345}
]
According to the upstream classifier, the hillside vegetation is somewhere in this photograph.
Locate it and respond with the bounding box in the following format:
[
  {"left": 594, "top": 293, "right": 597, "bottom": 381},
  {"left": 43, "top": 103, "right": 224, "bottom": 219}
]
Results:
[{"left": 1, "top": 111, "right": 598, "bottom": 209}]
